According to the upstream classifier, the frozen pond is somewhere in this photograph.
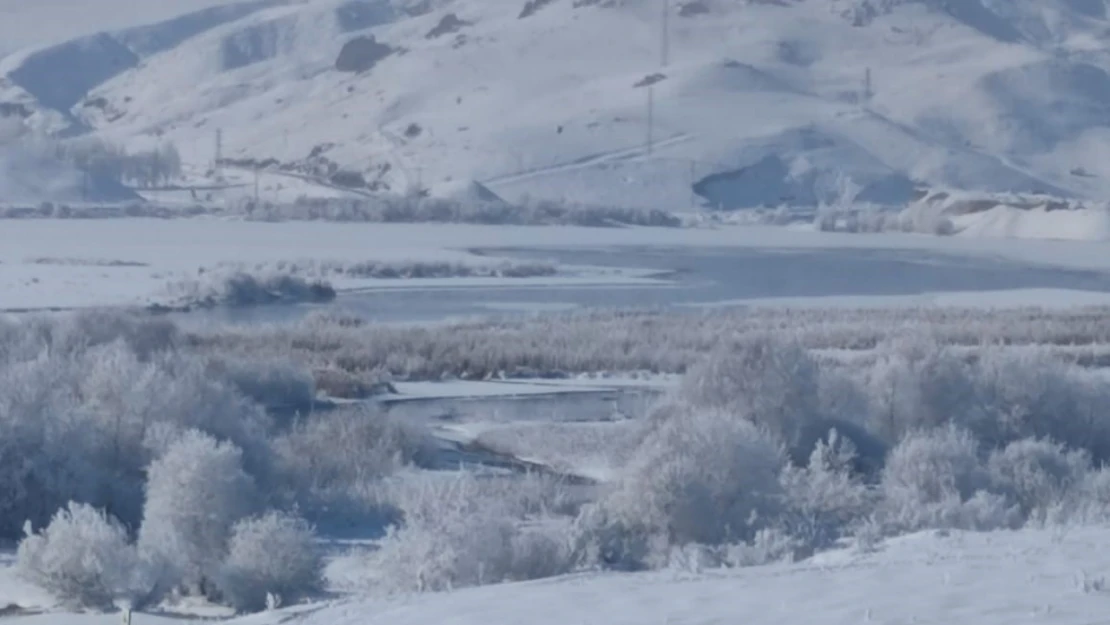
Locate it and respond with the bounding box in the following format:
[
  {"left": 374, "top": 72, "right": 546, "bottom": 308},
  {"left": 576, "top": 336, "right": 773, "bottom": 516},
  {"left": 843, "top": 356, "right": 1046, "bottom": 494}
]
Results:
[
  {"left": 187, "top": 245, "right": 1110, "bottom": 325},
  {"left": 380, "top": 383, "right": 660, "bottom": 424}
]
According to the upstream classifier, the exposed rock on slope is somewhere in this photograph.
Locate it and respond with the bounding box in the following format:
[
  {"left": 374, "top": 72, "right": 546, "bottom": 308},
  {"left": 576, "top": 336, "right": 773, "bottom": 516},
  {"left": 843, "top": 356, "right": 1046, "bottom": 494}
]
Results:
[{"left": 335, "top": 35, "right": 395, "bottom": 73}]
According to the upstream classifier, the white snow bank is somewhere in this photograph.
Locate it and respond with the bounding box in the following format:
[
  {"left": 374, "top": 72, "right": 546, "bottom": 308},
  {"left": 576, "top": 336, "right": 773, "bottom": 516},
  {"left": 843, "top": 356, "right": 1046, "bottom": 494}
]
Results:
[
  {"left": 898, "top": 189, "right": 1110, "bottom": 241},
  {"left": 227, "top": 526, "right": 1110, "bottom": 625},
  {"left": 953, "top": 204, "right": 1110, "bottom": 241}
]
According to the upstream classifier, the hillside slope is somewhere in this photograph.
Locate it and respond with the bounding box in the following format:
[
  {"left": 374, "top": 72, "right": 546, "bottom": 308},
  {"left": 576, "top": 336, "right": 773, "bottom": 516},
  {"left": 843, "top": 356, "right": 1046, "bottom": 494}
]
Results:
[
  {"left": 231, "top": 527, "right": 1110, "bottom": 625},
  {"left": 5, "top": 0, "right": 1110, "bottom": 210}
]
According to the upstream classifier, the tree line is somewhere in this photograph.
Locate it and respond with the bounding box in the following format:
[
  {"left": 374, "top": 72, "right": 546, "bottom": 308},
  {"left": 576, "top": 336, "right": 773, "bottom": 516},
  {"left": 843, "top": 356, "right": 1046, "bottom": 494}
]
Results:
[{"left": 52, "top": 138, "right": 182, "bottom": 188}]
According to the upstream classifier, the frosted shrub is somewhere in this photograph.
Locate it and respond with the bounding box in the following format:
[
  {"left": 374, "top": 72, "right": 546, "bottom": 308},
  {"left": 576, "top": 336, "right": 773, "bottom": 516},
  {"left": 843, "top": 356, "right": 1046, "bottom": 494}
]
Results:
[
  {"left": 138, "top": 430, "right": 259, "bottom": 597},
  {"left": 0, "top": 316, "right": 277, "bottom": 540},
  {"left": 879, "top": 426, "right": 1018, "bottom": 532},
  {"left": 16, "top": 502, "right": 140, "bottom": 610},
  {"left": 866, "top": 337, "right": 978, "bottom": 442},
  {"left": 136, "top": 354, "right": 274, "bottom": 471},
  {"left": 591, "top": 406, "right": 786, "bottom": 562},
  {"left": 781, "top": 430, "right": 874, "bottom": 549},
  {"left": 28, "top": 309, "right": 178, "bottom": 360},
  {"left": 680, "top": 337, "right": 822, "bottom": 452},
  {"left": 170, "top": 272, "right": 335, "bottom": 308},
  {"left": 210, "top": 357, "right": 317, "bottom": 417},
  {"left": 572, "top": 502, "right": 663, "bottom": 572},
  {"left": 1047, "top": 467, "right": 1110, "bottom": 525},
  {"left": 198, "top": 306, "right": 1110, "bottom": 383},
  {"left": 987, "top": 438, "right": 1089, "bottom": 522},
  {"left": 882, "top": 426, "right": 985, "bottom": 505},
  {"left": 816, "top": 366, "right": 870, "bottom": 425},
  {"left": 972, "top": 349, "right": 1110, "bottom": 460},
  {"left": 372, "top": 513, "right": 516, "bottom": 593},
  {"left": 666, "top": 527, "right": 802, "bottom": 572},
  {"left": 216, "top": 511, "right": 323, "bottom": 612},
  {"left": 272, "top": 406, "right": 429, "bottom": 515},
  {"left": 508, "top": 523, "right": 578, "bottom": 580},
  {"left": 369, "top": 472, "right": 576, "bottom": 594},
  {"left": 719, "top": 528, "right": 804, "bottom": 567},
  {"left": 0, "top": 356, "right": 92, "bottom": 538}
]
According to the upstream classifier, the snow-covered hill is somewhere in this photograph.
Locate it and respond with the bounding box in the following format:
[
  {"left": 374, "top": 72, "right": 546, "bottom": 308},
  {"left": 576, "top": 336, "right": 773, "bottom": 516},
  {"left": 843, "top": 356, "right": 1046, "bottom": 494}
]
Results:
[
  {"left": 12, "top": 526, "right": 1110, "bottom": 625},
  {"left": 5, "top": 0, "right": 1110, "bottom": 210},
  {"left": 277, "top": 527, "right": 1110, "bottom": 625}
]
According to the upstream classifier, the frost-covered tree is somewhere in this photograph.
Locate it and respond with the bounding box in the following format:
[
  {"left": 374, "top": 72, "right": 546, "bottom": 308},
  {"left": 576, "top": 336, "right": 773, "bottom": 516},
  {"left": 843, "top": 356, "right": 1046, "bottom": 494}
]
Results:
[
  {"left": 987, "top": 438, "right": 1089, "bottom": 522},
  {"left": 781, "top": 429, "right": 872, "bottom": 549},
  {"left": 138, "top": 430, "right": 258, "bottom": 597},
  {"left": 680, "top": 336, "right": 822, "bottom": 453},
  {"left": 215, "top": 511, "right": 323, "bottom": 612},
  {"left": 879, "top": 425, "right": 1018, "bottom": 532},
  {"left": 593, "top": 407, "right": 787, "bottom": 558},
  {"left": 972, "top": 349, "right": 1110, "bottom": 460},
  {"left": 272, "top": 405, "right": 426, "bottom": 504},
  {"left": 866, "top": 336, "right": 978, "bottom": 442},
  {"left": 369, "top": 471, "right": 576, "bottom": 594},
  {"left": 16, "top": 502, "right": 140, "bottom": 611}
]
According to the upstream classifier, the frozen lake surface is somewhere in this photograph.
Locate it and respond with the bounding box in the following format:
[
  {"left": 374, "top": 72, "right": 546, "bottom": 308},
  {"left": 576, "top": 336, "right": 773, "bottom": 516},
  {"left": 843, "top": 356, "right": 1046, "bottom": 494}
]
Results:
[{"left": 191, "top": 245, "right": 1110, "bottom": 325}]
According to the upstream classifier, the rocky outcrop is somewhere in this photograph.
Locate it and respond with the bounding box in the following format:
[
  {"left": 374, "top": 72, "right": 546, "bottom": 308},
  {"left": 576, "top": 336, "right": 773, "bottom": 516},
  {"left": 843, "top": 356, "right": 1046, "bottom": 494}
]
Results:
[
  {"left": 519, "top": 0, "right": 556, "bottom": 19},
  {"left": 334, "top": 35, "right": 394, "bottom": 73},
  {"left": 426, "top": 13, "right": 470, "bottom": 39}
]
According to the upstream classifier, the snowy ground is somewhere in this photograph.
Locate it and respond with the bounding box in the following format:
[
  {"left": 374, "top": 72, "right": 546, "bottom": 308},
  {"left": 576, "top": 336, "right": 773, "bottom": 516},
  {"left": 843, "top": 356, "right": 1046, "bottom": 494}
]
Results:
[
  {"left": 241, "top": 526, "right": 1110, "bottom": 625},
  {"left": 256, "top": 526, "right": 1110, "bottom": 625},
  {"left": 12, "top": 526, "right": 1105, "bottom": 625}
]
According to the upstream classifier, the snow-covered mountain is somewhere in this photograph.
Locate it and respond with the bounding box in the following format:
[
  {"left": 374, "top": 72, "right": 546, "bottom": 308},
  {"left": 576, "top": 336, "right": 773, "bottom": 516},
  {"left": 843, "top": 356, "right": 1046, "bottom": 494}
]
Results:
[{"left": 5, "top": 0, "right": 1110, "bottom": 210}]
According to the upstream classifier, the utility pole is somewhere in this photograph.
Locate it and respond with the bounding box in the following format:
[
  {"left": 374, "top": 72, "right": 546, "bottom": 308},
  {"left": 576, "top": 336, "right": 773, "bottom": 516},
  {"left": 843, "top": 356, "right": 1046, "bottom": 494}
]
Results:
[
  {"left": 253, "top": 167, "right": 260, "bottom": 204},
  {"left": 215, "top": 128, "right": 223, "bottom": 172},
  {"left": 864, "top": 67, "right": 873, "bottom": 103},
  {"left": 647, "top": 85, "right": 654, "bottom": 154}
]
